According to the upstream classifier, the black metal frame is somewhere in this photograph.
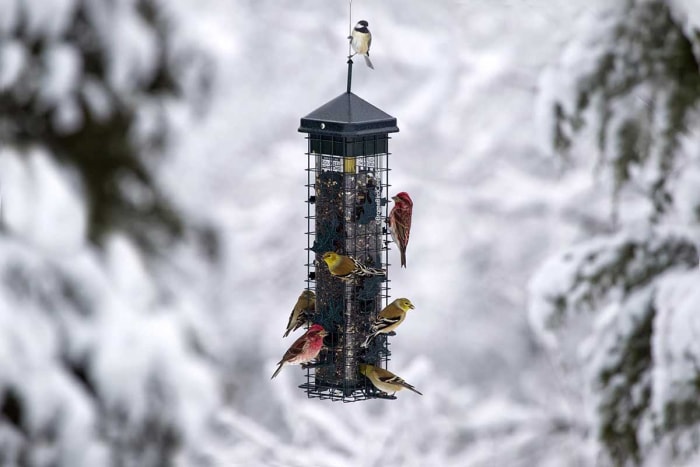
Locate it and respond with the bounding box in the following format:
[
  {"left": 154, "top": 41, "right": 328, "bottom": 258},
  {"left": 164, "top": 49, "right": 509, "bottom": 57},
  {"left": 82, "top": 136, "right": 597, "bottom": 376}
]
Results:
[{"left": 300, "top": 134, "right": 395, "bottom": 402}]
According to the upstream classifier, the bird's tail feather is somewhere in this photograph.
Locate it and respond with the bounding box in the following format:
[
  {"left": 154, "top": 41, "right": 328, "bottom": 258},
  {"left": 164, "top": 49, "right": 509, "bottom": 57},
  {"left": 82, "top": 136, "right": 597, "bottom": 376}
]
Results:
[
  {"left": 405, "top": 383, "right": 423, "bottom": 396},
  {"left": 271, "top": 363, "right": 284, "bottom": 379},
  {"left": 400, "top": 249, "right": 406, "bottom": 268},
  {"left": 364, "top": 55, "right": 374, "bottom": 69}
]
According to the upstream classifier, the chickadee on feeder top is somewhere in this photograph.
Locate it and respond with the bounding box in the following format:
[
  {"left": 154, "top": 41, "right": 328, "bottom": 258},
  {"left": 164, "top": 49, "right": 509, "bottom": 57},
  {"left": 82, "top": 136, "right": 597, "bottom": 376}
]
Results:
[{"left": 349, "top": 20, "right": 374, "bottom": 69}]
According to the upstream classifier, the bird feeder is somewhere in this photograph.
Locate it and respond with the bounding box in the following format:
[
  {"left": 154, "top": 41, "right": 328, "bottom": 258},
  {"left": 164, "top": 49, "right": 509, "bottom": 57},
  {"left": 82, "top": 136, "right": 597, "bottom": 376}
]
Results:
[{"left": 298, "top": 61, "right": 399, "bottom": 401}]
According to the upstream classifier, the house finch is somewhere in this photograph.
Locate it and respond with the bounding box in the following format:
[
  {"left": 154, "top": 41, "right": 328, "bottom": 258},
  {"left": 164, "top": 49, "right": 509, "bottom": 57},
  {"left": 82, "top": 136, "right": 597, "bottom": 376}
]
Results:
[
  {"left": 361, "top": 298, "right": 415, "bottom": 348},
  {"left": 321, "top": 252, "right": 385, "bottom": 282},
  {"left": 389, "top": 192, "right": 413, "bottom": 268},
  {"left": 349, "top": 20, "right": 374, "bottom": 69},
  {"left": 271, "top": 324, "right": 328, "bottom": 379},
  {"left": 283, "top": 290, "right": 315, "bottom": 338},
  {"left": 359, "top": 363, "right": 423, "bottom": 396}
]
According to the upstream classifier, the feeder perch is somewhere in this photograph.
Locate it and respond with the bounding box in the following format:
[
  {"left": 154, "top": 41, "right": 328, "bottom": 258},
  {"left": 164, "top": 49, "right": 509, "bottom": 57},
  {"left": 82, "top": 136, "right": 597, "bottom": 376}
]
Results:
[{"left": 298, "top": 69, "right": 400, "bottom": 402}]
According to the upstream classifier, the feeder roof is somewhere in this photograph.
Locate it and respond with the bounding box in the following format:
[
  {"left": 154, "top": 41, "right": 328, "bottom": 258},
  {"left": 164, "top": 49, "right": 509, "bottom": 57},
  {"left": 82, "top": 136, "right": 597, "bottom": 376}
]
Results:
[{"left": 299, "top": 92, "right": 399, "bottom": 137}]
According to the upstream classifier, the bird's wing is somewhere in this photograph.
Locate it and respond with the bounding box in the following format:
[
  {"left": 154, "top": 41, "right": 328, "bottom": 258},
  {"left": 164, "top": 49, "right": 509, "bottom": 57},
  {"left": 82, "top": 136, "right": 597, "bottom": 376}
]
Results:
[
  {"left": 376, "top": 372, "right": 403, "bottom": 385},
  {"left": 379, "top": 304, "right": 406, "bottom": 318},
  {"left": 389, "top": 208, "right": 410, "bottom": 245},
  {"left": 393, "top": 215, "right": 410, "bottom": 230},
  {"left": 350, "top": 256, "right": 365, "bottom": 272},
  {"left": 376, "top": 371, "right": 423, "bottom": 395},
  {"left": 283, "top": 308, "right": 300, "bottom": 337},
  {"left": 280, "top": 333, "right": 310, "bottom": 363},
  {"left": 352, "top": 257, "right": 385, "bottom": 277},
  {"left": 393, "top": 217, "right": 410, "bottom": 246},
  {"left": 379, "top": 313, "right": 404, "bottom": 323},
  {"left": 373, "top": 313, "right": 404, "bottom": 331},
  {"left": 336, "top": 256, "right": 358, "bottom": 276}
]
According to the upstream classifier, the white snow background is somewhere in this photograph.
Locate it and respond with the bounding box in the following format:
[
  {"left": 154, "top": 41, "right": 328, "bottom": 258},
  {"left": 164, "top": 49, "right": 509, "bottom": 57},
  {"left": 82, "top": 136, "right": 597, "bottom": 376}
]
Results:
[
  {"left": 5, "top": 0, "right": 699, "bottom": 465},
  {"left": 165, "top": 2, "right": 604, "bottom": 464}
]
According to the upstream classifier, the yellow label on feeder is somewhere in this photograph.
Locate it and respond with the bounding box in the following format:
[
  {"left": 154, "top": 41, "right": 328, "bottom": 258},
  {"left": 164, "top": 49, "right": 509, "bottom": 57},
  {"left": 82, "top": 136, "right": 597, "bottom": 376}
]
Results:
[{"left": 343, "top": 157, "right": 357, "bottom": 173}]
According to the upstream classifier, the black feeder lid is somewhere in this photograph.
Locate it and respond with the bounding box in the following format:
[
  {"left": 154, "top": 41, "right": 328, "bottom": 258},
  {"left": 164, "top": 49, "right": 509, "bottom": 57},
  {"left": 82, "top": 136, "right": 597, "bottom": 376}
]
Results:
[{"left": 299, "top": 92, "right": 399, "bottom": 137}]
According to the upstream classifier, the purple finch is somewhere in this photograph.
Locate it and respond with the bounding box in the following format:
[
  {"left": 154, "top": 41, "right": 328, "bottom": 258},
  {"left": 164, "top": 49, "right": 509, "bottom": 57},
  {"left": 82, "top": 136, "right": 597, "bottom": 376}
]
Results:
[
  {"left": 271, "top": 324, "right": 328, "bottom": 379},
  {"left": 389, "top": 192, "right": 413, "bottom": 268}
]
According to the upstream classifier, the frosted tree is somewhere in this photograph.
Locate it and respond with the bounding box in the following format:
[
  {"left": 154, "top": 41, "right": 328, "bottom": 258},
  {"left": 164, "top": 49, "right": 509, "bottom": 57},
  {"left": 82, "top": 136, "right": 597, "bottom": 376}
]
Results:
[
  {"left": 0, "top": 1, "right": 221, "bottom": 466},
  {"left": 0, "top": 0, "right": 213, "bottom": 249},
  {"left": 531, "top": 0, "right": 700, "bottom": 465}
]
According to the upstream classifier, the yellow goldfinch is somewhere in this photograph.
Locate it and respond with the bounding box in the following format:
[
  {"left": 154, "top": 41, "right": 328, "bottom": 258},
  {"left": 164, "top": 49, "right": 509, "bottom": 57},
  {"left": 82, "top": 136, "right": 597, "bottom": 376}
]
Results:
[
  {"left": 359, "top": 363, "right": 423, "bottom": 396},
  {"left": 283, "top": 290, "right": 315, "bottom": 338},
  {"left": 321, "top": 252, "right": 385, "bottom": 282},
  {"left": 361, "top": 298, "right": 415, "bottom": 348}
]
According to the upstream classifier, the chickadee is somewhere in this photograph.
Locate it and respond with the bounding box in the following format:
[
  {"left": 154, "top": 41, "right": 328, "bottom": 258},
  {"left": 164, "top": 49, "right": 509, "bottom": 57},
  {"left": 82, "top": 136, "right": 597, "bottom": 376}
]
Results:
[{"left": 349, "top": 20, "right": 374, "bottom": 69}]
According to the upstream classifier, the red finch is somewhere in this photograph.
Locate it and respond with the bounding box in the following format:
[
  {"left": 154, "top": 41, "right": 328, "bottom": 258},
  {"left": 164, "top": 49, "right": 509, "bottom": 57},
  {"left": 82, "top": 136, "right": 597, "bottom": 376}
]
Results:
[
  {"left": 271, "top": 324, "right": 328, "bottom": 379},
  {"left": 389, "top": 192, "right": 413, "bottom": 268}
]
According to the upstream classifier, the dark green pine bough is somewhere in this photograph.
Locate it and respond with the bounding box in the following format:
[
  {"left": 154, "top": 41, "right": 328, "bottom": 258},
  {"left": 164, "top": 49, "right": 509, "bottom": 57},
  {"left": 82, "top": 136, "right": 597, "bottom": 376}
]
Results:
[
  {"left": 0, "top": 0, "right": 216, "bottom": 254},
  {"left": 549, "top": 0, "right": 700, "bottom": 465}
]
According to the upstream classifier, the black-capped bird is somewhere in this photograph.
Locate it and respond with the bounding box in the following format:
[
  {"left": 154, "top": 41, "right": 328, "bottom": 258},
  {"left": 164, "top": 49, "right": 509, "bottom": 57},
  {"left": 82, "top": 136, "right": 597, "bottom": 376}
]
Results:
[{"left": 350, "top": 20, "right": 374, "bottom": 69}]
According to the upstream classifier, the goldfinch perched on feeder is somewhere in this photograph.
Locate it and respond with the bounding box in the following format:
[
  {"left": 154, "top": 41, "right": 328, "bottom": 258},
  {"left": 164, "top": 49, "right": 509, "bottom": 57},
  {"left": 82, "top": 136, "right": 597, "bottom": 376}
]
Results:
[
  {"left": 321, "top": 252, "right": 385, "bottom": 282},
  {"left": 283, "top": 290, "right": 315, "bottom": 338},
  {"left": 359, "top": 363, "right": 423, "bottom": 396},
  {"left": 271, "top": 324, "right": 328, "bottom": 379},
  {"left": 388, "top": 192, "right": 413, "bottom": 268},
  {"left": 349, "top": 20, "right": 374, "bottom": 69},
  {"left": 361, "top": 298, "right": 415, "bottom": 348}
]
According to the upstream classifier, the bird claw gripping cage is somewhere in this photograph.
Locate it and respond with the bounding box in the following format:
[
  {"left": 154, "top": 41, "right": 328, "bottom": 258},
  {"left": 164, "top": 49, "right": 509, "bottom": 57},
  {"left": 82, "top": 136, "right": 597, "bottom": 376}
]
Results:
[{"left": 298, "top": 91, "right": 400, "bottom": 402}]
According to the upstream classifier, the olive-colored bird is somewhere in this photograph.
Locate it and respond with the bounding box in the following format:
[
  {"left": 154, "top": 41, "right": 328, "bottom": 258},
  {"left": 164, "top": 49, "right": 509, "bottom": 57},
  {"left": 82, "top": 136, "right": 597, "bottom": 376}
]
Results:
[
  {"left": 321, "top": 252, "right": 385, "bottom": 282},
  {"left": 359, "top": 363, "right": 423, "bottom": 396},
  {"left": 361, "top": 298, "right": 415, "bottom": 348},
  {"left": 283, "top": 290, "right": 316, "bottom": 338}
]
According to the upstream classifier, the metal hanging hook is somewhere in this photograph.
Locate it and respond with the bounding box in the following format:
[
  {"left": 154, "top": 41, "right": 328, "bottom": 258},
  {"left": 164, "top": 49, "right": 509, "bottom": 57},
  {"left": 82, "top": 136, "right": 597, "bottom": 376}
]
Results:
[
  {"left": 348, "top": 0, "right": 353, "bottom": 58},
  {"left": 346, "top": 0, "right": 354, "bottom": 93}
]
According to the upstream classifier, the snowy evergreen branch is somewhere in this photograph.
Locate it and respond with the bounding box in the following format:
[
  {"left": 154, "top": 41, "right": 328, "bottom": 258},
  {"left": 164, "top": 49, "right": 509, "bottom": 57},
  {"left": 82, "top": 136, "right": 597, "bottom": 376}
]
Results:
[
  {"left": 532, "top": 0, "right": 700, "bottom": 465},
  {"left": 531, "top": 230, "right": 697, "bottom": 329},
  {"left": 551, "top": 0, "right": 700, "bottom": 217}
]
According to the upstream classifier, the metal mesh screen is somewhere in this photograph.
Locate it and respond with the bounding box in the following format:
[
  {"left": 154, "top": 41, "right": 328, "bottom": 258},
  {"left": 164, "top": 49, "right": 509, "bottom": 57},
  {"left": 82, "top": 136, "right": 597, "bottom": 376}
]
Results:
[{"left": 300, "top": 134, "right": 394, "bottom": 401}]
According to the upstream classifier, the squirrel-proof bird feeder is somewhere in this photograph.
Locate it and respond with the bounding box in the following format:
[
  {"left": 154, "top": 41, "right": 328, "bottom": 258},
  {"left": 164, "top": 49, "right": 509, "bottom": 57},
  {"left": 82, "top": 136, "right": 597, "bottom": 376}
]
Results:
[{"left": 298, "top": 64, "right": 399, "bottom": 401}]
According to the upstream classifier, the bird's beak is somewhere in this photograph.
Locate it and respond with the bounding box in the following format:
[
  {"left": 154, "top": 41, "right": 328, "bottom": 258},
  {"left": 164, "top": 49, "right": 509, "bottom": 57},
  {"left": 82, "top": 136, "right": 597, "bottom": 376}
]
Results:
[
  {"left": 320, "top": 331, "right": 329, "bottom": 337},
  {"left": 409, "top": 304, "right": 415, "bottom": 309}
]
